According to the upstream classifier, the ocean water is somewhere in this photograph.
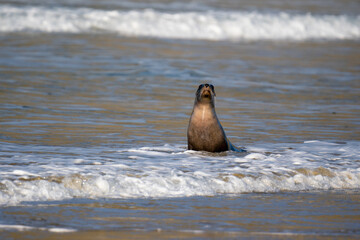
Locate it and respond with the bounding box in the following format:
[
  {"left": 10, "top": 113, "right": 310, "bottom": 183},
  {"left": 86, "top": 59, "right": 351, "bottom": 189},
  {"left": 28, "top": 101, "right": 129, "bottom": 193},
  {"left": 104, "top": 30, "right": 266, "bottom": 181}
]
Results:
[{"left": 0, "top": 0, "right": 360, "bottom": 239}]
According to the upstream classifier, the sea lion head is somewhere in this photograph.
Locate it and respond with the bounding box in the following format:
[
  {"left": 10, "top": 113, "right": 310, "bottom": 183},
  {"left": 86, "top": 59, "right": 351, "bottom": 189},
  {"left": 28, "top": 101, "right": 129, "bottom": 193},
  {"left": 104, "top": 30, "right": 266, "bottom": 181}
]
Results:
[{"left": 195, "top": 83, "right": 216, "bottom": 104}]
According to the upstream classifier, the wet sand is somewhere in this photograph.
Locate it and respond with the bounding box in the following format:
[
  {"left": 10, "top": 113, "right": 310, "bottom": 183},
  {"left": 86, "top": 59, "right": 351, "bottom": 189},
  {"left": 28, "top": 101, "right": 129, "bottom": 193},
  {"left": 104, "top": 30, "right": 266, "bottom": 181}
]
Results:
[{"left": 1, "top": 191, "right": 359, "bottom": 239}]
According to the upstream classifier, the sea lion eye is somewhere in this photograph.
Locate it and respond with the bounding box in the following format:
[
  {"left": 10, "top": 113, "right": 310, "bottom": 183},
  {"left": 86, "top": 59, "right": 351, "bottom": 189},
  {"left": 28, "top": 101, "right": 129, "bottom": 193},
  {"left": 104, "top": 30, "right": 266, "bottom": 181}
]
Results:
[
  {"left": 210, "top": 84, "right": 215, "bottom": 96},
  {"left": 196, "top": 84, "right": 204, "bottom": 95}
]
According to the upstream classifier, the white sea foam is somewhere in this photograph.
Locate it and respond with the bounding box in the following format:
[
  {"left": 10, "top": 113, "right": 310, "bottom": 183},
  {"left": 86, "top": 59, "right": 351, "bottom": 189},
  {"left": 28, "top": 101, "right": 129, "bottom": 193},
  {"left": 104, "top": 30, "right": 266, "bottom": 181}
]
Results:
[
  {"left": 0, "top": 167, "right": 359, "bottom": 206},
  {"left": 0, "top": 224, "right": 76, "bottom": 232},
  {"left": 0, "top": 141, "right": 360, "bottom": 206},
  {"left": 0, "top": 5, "right": 359, "bottom": 41}
]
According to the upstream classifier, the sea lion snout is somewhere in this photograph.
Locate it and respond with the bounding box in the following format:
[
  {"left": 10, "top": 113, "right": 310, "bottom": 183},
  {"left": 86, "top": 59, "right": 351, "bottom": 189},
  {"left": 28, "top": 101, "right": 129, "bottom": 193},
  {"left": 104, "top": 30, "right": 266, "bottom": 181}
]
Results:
[{"left": 196, "top": 83, "right": 216, "bottom": 102}]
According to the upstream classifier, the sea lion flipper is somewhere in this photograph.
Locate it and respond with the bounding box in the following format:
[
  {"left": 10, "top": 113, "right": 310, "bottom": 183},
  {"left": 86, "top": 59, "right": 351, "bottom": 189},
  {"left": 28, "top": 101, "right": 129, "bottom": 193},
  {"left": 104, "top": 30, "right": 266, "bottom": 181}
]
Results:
[{"left": 228, "top": 139, "right": 247, "bottom": 152}]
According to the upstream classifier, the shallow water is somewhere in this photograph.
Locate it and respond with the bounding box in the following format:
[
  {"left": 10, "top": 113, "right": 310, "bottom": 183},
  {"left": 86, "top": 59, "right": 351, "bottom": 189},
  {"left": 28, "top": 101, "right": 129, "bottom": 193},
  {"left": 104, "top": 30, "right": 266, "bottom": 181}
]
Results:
[
  {"left": 1, "top": 192, "right": 360, "bottom": 239},
  {"left": 0, "top": 0, "right": 360, "bottom": 239}
]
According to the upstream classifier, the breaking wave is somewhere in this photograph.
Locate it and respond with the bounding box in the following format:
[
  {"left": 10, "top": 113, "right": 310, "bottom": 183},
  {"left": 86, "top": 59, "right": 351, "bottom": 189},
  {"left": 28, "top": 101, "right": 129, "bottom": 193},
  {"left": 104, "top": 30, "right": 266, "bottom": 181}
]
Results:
[
  {"left": 1, "top": 5, "right": 359, "bottom": 41},
  {"left": 1, "top": 141, "right": 360, "bottom": 206},
  {"left": 1, "top": 167, "right": 359, "bottom": 206}
]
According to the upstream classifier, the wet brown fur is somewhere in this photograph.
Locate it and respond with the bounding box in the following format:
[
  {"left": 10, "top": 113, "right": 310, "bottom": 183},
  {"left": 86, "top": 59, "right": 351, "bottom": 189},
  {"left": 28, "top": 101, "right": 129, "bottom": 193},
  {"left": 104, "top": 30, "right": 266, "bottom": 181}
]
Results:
[{"left": 187, "top": 84, "right": 238, "bottom": 152}]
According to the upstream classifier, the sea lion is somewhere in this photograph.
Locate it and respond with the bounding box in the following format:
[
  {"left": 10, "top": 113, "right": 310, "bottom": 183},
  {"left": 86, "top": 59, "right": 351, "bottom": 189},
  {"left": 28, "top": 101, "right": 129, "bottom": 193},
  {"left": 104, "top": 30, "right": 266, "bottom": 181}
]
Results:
[{"left": 187, "top": 83, "right": 245, "bottom": 152}]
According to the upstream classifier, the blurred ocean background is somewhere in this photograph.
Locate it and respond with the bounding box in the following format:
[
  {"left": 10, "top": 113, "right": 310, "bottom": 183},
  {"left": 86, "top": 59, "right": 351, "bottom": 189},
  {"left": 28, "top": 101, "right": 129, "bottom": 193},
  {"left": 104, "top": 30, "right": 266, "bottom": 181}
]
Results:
[{"left": 0, "top": 0, "right": 360, "bottom": 239}]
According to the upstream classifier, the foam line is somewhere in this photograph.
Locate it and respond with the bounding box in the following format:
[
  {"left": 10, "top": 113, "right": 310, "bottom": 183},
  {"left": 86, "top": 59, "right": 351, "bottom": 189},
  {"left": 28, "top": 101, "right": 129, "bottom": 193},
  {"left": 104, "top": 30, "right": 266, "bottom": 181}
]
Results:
[{"left": 1, "top": 5, "right": 359, "bottom": 41}]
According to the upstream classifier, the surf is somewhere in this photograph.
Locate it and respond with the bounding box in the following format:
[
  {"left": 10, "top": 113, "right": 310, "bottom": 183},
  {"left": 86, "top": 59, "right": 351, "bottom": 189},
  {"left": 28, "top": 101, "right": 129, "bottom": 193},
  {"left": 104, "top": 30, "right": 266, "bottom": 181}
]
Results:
[{"left": 1, "top": 5, "right": 359, "bottom": 41}]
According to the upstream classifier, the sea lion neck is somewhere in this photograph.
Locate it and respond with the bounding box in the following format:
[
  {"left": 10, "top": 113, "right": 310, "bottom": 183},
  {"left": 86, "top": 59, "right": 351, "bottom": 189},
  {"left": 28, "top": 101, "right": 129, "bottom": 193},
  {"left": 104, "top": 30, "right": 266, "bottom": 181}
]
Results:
[
  {"left": 194, "top": 99, "right": 215, "bottom": 109},
  {"left": 191, "top": 101, "right": 217, "bottom": 124}
]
